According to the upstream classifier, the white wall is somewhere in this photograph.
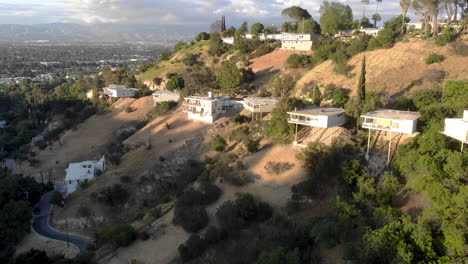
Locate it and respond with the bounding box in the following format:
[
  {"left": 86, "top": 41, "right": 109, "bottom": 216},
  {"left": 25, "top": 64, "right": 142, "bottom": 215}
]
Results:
[{"left": 443, "top": 119, "right": 468, "bottom": 142}]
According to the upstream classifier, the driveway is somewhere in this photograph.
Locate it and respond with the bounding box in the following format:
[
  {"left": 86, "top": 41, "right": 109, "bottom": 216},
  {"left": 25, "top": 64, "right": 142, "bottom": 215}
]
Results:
[{"left": 32, "top": 184, "right": 92, "bottom": 252}]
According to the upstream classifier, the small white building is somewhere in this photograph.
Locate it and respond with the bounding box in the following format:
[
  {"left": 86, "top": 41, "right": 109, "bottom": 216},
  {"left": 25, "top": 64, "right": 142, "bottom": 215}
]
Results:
[
  {"left": 358, "top": 27, "right": 381, "bottom": 36},
  {"left": 152, "top": 90, "right": 180, "bottom": 105},
  {"left": 243, "top": 97, "right": 278, "bottom": 113},
  {"left": 442, "top": 110, "right": 468, "bottom": 151},
  {"left": 222, "top": 37, "right": 235, "bottom": 44},
  {"left": 102, "top": 84, "right": 139, "bottom": 98},
  {"left": 183, "top": 92, "right": 236, "bottom": 123},
  {"left": 361, "top": 109, "right": 420, "bottom": 134},
  {"left": 64, "top": 156, "right": 105, "bottom": 194},
  {"left": 287, "top": 107, "right": 347, "bottom": 128}
]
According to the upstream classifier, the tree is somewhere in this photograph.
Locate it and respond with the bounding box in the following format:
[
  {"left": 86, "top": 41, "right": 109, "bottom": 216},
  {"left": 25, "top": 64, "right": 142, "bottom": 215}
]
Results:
[
  {"left": 264, "top": 26, "right": 279, "bottom": 34},
  {"left": 50, "top": 191, "right": 64, "bottom": 207},
  {"left": 196, "top": 32, "right": 210, "bottom": 41},
  {"left": 357, "top": 56, "right": 366, "bottom": 102},
  {"left": 319, "top": 1, "right": 354, "bottom": 35},
  {"left": 166, "top": 76, "right": 185, "bottom": 91},
  {"left": 237, "top": 21, "right": 249, "bottom": 35},
  {"left": 311, "top": 82, "right": 322, "bottom": 105},
  {"left": 362, "top": 0, "right": 371, "bottom": 18},
  {"left": 211, "top": 134, "right": 227, "bottom": 152},
  {"left": 412, "top": 0, "right": 442, "bottom": 35},
  {"left": 296, "top": 18, "right": 321, "bottom": 34},
  {"left": 282, "top": 6, "right": 312, "bottom": 24},
  {"left": 251, "top": 22, "right": 265, "bottom": 37},
  {"left": 372, "top": 13, "right": 382, "bottom": 27},
  {"left": 373, "top": 0, "right": 384, "bottom": 27},
  {"left": 208, "top": 32, "right": 225, "bottom": 56},
  {"left": 216, "top": 61, "right": 241, "bottom": 95},
  {"left": 98, "top": 224, "right": 137, "bottom": 247},
  {"left": 400, "top": 0, "right": 412, "bottom": 33},
  {"left": 282, "top": 22, "right": 297, "bottom": 33}
]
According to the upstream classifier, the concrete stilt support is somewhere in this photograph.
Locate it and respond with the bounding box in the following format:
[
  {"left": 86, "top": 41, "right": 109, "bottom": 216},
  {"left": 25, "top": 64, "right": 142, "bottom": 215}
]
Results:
[
  {"left": 387, "top": 131, "right": 393, "bottom": 165},
  {"left": 366, "top": 129, "right": 371, "bottom": 160}
]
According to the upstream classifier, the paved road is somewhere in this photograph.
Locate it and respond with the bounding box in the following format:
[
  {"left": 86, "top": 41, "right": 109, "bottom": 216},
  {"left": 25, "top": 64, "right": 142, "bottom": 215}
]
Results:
[
  {"left": 32, "top": 184, "right": 92, "bottom": 252},
  {"left": 5, "top": 158, "right": 15, "bottom": 174}
]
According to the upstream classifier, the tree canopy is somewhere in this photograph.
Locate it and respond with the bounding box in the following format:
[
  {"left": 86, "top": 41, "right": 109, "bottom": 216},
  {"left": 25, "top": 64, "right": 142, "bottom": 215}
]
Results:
[
  {"left": 319, "top": 1, "right": 354, "bottom": 35},
  {"left": 282, "top": 6, "right": 312, "bottom": 24}
]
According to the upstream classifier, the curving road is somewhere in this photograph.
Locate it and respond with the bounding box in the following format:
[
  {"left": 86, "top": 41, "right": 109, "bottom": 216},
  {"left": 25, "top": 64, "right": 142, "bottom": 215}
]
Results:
[{"left": 32, "top": 184, "right": 92, "bottom": 252}]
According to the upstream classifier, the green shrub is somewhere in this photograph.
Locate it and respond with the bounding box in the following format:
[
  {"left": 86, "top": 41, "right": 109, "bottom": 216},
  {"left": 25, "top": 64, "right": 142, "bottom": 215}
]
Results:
[
  {"left": 166, "top": 76, "right": 185, "bottom": 91},
  {"left": 124, "top": 106, "right": 135, "bottom": 113},
  {"left": 98, "top": 224, "right": 137, "bottom": 247},
  {"left": 243, "top": 138, "right": 260, "bottom": 153},
  {"left": 264, "top": 161, "right": 295, "bottom": 175},
  {"left": 154, "top": 101, "right": 178, "bottom": 115},
  {"left": 425, "top": 53, "right": 444, "bottom": 64},
  {"left": 230, "top": 114, "right": 250, "bottom": 124},
  {"left": 211, "top": 134, "right": 227, "bottom": 152},
  {"left": 286, "top": 54, "right": 315, "bottom": 68},
  {"left": 173, "top": 206, "right": 209, "bottom": 232},
  {"left": 255, "top": 44, "right": 274, "bottom": 58},
  {"left": 435, "top": 28, "right": 458, "bottom": 46},
  {"left": 323, "top": 84, "right": 350, "bottom": 107},
  {"left": 92, "top": 184, "right": 128, "bottom": 207},
  {"left": 333, "top": 62, "right": 353, "bottom": 76},
  {"left": 182, "top": 54, "right": 197, "bottom": 66},
  {"left": 178, "top": 235, "right": 207, "bottom": 262}
]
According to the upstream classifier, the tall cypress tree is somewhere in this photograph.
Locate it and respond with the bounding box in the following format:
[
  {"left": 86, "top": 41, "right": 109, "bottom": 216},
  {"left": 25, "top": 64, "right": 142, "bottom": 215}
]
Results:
[
  {"left": 357, "top": 55, "right": 366, "bottom": 101},
  {"left": 311, "top": 82, "right": 322, "bottom": 106}
]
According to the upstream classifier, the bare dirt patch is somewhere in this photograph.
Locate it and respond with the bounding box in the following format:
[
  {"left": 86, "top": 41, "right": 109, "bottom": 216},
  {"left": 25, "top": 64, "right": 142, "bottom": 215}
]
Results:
[{"left": 15, "top": 231, "right": 79, "bottom": 259}]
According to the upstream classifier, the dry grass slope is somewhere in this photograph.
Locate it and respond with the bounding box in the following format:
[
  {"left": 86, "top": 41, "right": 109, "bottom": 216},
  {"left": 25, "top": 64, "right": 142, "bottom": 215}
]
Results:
[{"left": 297, "top": 40, "right": 468, "bottom": 96}]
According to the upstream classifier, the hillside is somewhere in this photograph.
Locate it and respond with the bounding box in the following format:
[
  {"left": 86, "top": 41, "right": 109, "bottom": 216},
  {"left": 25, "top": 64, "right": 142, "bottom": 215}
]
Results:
[{"left": 296, "top": 39, "right": 468, "bottom": 96}]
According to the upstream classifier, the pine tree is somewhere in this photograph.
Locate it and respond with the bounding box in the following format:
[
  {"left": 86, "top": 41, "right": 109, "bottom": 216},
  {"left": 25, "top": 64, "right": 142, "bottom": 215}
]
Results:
[
  {"left": 312, "top": 82, "right": 322, "bottom": 106},
  {"left": 357, "top": 55, "right": 366, "bottom": 102}
]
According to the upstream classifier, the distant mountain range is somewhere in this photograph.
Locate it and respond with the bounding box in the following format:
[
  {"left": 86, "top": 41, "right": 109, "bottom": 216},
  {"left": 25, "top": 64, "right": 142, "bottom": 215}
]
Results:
[{"left": 0, "top": 23, "right": 206, "bottom": 45}]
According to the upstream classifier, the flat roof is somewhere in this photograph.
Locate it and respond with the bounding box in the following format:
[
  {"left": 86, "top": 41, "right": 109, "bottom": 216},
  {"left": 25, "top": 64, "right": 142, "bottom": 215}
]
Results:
[
  {"left": 287, "top": 107, "right": 345, "bottom": 117},
  {"left": 185, "top": 95, "right": 229, "bottom": 101},
  {"left": 153, "top": 90, "right": 180, "bottom": 95},
  {"left": 244, "top": 97, "right": 278, "bottom": 105},
  {"left": 361, "top": 109, "right": 420, "bottom": 120},
  {"left": 65, "top": 161, "right": 101, "bottom": 181}
]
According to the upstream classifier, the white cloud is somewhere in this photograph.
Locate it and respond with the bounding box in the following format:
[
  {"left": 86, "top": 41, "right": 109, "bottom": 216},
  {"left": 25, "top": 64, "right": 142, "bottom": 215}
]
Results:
[{"left": 14, "top": 10, "right": 36, "bottom": 16}]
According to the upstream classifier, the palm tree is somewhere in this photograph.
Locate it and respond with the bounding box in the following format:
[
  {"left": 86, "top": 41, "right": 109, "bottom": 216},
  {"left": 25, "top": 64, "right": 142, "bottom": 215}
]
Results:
[
  {"left": 362, "top": 0, "right": 370, "bottom": 18},
  {"left": 400, "top": 0, "right": 411, "bottom": 33},
  {"left": 374, "top": 0, "right": 383, "bottom": 27}
]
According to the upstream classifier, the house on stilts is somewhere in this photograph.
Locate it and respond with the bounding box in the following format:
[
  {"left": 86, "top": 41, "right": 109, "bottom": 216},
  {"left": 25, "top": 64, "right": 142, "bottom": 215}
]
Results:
[
  {"left": 361, "top": 109, "right": 420, "bottom": 164},
  {"left": 287, "top": 107, "right": 347, "bottom": 146}
]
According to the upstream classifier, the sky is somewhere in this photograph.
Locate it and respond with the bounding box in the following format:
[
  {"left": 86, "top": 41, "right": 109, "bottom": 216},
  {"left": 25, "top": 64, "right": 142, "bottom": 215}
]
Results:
[{"left": 0, "top": 0, "right": 416, "bottom": 27}]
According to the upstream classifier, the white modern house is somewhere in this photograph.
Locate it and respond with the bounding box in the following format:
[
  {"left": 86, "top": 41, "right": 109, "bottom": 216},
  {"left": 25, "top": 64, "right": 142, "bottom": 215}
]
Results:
[
  {"left": 243, "top": 97, "right": 279, "bottom": 113},
  {"left": 281, "top": 34, "right": 320, "bottom": 51},
  {"left": 361, "top": 109, "right": 420, "bottom": 134},
  {"left": 183, "top": 92, "right": 236, "bottom": 123},
  {"left": 287, "top": 107, "right": 347, "bottom": 146},
  {"left": 287, "top": 107, "right": 347, "bottom": 128},
  {"left": 358, "top": 27, "right": 381, "bottom": 36},
  {"left": 361, "top": 109, "right": 420, "bottom": 163},
  {"left": 102, "top": 84, "right": 139, "bottom": 98},
  {"left": 441, "top": 110, "right": 468, "bottom": 151},
  {"left": 152, "top": 90, "right": 180, "bottom": 105},
  {"left": 405, "top": 20, "right": 447, "bottom": 30},
  {"left": 64, "top": 156, "right": 105, "bottom": 194}
]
